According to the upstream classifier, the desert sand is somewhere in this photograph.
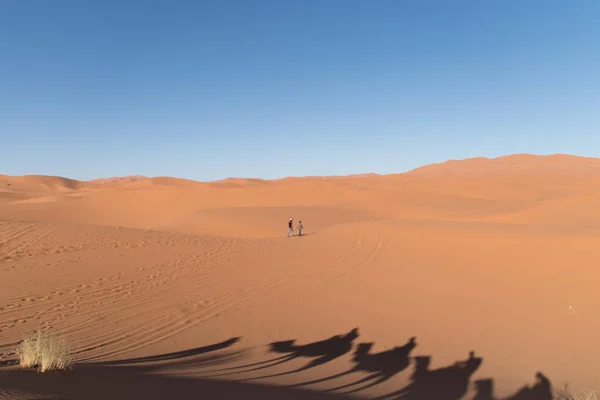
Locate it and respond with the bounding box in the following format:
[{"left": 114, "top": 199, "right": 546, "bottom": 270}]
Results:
[{"left": 1, "top": 154, "right": 600, "bottom": 399}]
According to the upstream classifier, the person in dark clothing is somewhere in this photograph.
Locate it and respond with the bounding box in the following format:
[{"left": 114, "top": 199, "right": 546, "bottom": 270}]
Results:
[{"left": 287, "top": 218, "right": 294, "bottom": 237}]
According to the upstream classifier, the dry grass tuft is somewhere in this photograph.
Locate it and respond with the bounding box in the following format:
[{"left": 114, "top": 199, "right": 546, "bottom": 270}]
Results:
[
  {"left": 17, "top": 330, "right": 72, "bottom": 372},
  {"left": 556, "top": 386, "right": 598, "bottom": 400}
]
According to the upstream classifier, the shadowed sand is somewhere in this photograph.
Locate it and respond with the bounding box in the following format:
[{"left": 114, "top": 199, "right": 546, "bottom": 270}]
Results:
[{"left": 1, "top": 154, "right": 600, "bottom": 399}]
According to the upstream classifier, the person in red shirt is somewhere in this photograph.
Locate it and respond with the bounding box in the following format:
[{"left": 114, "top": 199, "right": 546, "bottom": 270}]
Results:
[{"left": 287, "top": 218, "right": 294, "bottom": 237}]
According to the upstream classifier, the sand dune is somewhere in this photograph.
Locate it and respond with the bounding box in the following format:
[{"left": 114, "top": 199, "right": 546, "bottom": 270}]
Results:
[
  {"left": 88, "top": 175, "right": 148, "bottom": 184},
  {"left": 0, "top": 174, "right": 89, "bottom": 192},
  {"left": 1, "top": 154, "right": 599, "bottom": 399},
  {"left": 405, "top": 154, "right": 600, "bottom": 179}
]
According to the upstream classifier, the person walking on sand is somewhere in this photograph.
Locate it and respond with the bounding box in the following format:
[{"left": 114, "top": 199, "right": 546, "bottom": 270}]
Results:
[
  {"left": 288, "top": 217, "right": 294, "bottom": 237},
  {"left": 297, "top": 220, "right": 304, "bottom": 236}
]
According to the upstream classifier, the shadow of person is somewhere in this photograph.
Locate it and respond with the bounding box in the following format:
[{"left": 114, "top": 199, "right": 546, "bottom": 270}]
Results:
[
  {"left": 378, "top": 351, "right": 483, "bottom": 400},
  {"left": 231, "top": 328, "right": 360, "bottom": 382},
  {"left": 290, "top": 337, "right": 417, "bottom": 395},
  {"left": 504, "top": 373, "right": 552, "bottom": 400},
  {"left": 471, "top": 372, "right": 552, "bottom": 400}
]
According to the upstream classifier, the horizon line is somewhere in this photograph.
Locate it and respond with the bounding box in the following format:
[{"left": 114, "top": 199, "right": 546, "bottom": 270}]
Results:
[{"left": 2, "top": 152, "right": 598, "bottom": 184}]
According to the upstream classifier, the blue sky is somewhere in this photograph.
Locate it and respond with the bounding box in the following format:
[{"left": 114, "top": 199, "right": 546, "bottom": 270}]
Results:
[{"left": 1, "top": 0, "right": 599, "bottom": 181}]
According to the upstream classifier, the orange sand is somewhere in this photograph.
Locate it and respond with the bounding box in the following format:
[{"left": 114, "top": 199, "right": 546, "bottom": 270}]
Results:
[{"left": 1, "top": 154, "right": 599, "bottom": 399}]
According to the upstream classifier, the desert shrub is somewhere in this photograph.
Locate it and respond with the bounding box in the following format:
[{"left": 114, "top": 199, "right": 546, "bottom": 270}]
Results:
[
  {"left": 17, "top": 330, "right": 71, "bottom": 372},
  {"left": 556, "top": 387, "right": 597, "bottom": 400}
]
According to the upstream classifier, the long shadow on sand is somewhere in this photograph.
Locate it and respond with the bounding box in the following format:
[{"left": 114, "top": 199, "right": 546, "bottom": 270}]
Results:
[
  {"left": 0, "top": 336, "right": 348, "bottom": 400},
  {"left": 203, "top": 328, "right": 359, "bottom": 380},
  {"left": 0, "top": 330, "right": 555, "bottom": 400},
  {"left": 473, "top": 372, "right": 553, "bottom": 400},
  {"left": 288, "top": 337, "right": 417, "bottom": 395},
  {"left": 374, "top": 351, "right": 483, "bottom": 400},
  {"left": 190, "top": 330, "right": 554, "bottom": 400},
  {"left": 373, "top": 351, "right": 552, "bottom": 400},
  {"left": 89, "top": 337, "right": 242, "bottom": 366},
  {"left": 0, "top": 365, "right": 350, "bottom": 400}
]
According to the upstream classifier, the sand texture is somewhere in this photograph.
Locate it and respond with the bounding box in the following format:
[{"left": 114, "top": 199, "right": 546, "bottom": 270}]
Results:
[{"left": 1, "top": 154, "right": 599, "bottom": 399}]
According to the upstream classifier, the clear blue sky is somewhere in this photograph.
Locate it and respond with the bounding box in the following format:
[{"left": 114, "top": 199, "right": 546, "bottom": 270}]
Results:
[{"left": 1, "top": 0, "right": 599, "bottom": 181}]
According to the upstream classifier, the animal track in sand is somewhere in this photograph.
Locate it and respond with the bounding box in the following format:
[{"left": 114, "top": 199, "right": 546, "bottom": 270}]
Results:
[
  {"left": 0, "top": 228, "right": 251, "bottom": 361},
  {"left": 0, "top": 220, "right": 225, "bottom": 262}
]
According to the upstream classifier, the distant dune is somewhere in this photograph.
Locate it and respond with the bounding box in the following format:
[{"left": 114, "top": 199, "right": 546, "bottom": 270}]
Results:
[
  {"left": 7, "top": 153, "right": 600, "bottom": 187},
  {"left": 88, "top": 175, "right": 148, "bottom": 184},
  {"left": 405, "top": 153, "right": 600, "bottom": 179},
  {"left": 1, "top": 154, "right": 599, "bottom": 400},
  {"left": 0, "top": 174, "right": 87, "bottom": 191},
  {"left": 3, "top": 153, "right": 600, "bottom": 231}
]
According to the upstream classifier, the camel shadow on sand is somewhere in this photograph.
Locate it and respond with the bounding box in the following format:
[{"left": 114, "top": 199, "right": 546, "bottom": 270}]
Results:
[
  {"left": 0, "top": 328, "right": 555, "bottom": 400},
  {"left": 288, "top": 337, "right": 417, "bottom": 395},
  {"left": 202, "top": 328, "right": 360, "bottom": 381}
]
